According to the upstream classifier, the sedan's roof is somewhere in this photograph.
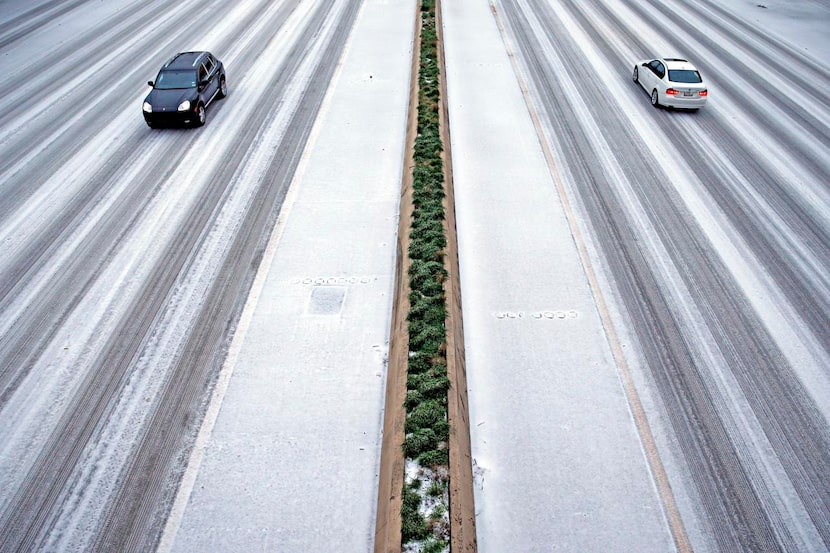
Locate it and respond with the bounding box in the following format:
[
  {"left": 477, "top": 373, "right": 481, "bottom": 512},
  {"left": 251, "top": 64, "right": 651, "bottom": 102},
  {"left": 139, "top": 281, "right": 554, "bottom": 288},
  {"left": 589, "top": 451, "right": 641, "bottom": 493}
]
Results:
[{"left": 663, "top": 57, "right": 697, "bottom": 71}]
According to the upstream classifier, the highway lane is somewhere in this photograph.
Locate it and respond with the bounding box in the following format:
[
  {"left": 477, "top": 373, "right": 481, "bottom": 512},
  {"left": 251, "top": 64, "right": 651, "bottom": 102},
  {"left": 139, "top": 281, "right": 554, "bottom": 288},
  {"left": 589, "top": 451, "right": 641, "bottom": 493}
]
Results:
[
  {"left": 494, "top": 0, "right": 830, "bottom": 551},
  {"left": 0, "top": 1, "right": 361, "bottom": 551}
]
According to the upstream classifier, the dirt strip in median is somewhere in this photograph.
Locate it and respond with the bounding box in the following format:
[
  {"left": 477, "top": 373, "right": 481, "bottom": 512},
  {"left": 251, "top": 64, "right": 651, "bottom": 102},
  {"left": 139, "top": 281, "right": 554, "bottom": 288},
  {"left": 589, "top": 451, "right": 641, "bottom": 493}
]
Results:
[
  {"left": 435, "top": 0, "right": 477, "bottom": 549},
  {"left": 373, "top": 4, "right": 420, "bottom": 551}
]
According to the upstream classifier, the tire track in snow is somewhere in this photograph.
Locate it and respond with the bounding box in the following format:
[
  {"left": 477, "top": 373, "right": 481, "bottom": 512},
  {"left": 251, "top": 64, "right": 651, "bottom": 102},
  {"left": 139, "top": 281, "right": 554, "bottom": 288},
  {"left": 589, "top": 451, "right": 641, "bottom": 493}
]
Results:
[
  {"left": 92, "top": 1, "right": 362, "bottom": 550},
  {"left": 0, "top": 0, "right": 221, "bottom": 223},
  {"left": 570, "top": 0, "right": 830, "bottom": 359},
  {"left": 572, "top": 3, "right": 830, "bottom": 546},
  {"left": 0, "top": 0, "right": 358, "bottom": 550},
  {"left": 498, "top": 3, "right": 781, "bottom": 549},
  {"left": 0, "top": 0, "right": 90, "bottom": 49},
  {"left": 0, "top": 0, "right": 244, "bottom": 412},
  {"left": 497, "top": 0, "right": 830, "bottom": 550}
]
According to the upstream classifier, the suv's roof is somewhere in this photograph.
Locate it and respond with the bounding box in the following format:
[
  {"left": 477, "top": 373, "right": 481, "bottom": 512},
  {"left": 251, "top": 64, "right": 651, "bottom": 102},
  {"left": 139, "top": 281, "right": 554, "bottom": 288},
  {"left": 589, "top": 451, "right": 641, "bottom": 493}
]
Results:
[{"left": 163, "top": 51, "right": 209, "bottom": 70}]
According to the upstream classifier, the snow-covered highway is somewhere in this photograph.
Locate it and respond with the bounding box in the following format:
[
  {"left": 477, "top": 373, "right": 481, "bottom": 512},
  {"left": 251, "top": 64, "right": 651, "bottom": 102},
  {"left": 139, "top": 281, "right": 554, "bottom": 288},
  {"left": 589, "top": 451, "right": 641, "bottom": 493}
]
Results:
[
  {"left": 1, "top": 0, "right": 830, "bottom": 551},
  {"left": 0, "top": 0, "right": 373, "bottom": 550},
  {"left": 447, "top": 0, "right": 830, "bottom": 551}
]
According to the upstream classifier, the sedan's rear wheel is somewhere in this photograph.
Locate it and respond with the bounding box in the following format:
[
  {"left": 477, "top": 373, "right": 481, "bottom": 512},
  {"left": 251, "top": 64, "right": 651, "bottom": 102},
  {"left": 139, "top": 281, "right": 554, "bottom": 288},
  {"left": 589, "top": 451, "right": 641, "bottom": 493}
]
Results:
[
  {"left": 633, "top": 66, "right": 639, "bottom": 83},
  {"left": 651, "top": 89, "right": 660, "bottom": 107},
  {"left": 195, "top": 103, "right": 206, "bottom": 127}
]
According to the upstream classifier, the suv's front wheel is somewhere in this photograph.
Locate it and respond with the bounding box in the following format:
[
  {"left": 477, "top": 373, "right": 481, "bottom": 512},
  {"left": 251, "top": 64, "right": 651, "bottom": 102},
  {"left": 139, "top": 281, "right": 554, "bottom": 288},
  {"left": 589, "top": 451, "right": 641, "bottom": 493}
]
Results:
[{"left": 194, "top": 103, "right": 206, "bottom": 127}]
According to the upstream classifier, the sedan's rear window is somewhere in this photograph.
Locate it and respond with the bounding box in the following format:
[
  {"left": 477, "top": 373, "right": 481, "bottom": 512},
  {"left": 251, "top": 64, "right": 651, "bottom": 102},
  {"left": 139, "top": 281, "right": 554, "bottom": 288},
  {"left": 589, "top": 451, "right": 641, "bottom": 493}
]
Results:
[
  {"left": 155, "top": 70, "right": 197, "bottom": 89},
  {"left": 668, "top": 69, "right": 702, "bottom": 83}
]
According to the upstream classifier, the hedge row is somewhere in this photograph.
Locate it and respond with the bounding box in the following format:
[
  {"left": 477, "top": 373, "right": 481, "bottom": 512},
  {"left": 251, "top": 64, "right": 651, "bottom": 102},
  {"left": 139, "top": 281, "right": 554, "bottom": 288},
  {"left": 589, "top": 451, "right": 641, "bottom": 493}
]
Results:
[{"left": 401, "top": 0, "right": 451, "bottom": 551}]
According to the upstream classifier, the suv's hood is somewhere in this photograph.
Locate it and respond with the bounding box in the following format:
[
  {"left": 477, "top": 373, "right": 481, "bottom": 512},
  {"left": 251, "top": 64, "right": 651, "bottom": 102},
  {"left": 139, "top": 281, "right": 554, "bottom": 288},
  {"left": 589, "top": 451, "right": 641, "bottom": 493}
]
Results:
[{"left": 145, "top": 88, "right": 195, "bottom": 111}]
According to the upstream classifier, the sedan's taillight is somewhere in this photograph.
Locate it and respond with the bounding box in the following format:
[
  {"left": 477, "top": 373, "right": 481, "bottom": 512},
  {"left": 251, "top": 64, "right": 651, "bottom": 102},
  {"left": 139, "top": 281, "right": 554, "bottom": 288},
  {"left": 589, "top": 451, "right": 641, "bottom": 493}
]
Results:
[
  {"left": 666, "top": 88, "right": 679, "bottom": 96},
  {"left": 699, "top": 89, "right": 708, "bottom": 97}
]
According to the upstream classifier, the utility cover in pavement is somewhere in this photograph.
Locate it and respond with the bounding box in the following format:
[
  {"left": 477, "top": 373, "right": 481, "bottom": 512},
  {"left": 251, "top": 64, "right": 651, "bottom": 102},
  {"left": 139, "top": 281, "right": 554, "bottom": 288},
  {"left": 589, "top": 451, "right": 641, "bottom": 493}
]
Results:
[{"left": 307, "top": 286, "right": 346, "bottom": 315}]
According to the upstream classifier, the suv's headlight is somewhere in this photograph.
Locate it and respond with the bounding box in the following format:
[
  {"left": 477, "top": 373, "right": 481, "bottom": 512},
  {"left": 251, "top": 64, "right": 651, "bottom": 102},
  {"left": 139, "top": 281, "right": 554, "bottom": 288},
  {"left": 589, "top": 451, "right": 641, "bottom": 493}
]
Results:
[
  {"left": 177, "top": 100, "right": 191, "bottom": 112},
  {"left": 142, "top": 102, "right": 152, "bottom": 113}
]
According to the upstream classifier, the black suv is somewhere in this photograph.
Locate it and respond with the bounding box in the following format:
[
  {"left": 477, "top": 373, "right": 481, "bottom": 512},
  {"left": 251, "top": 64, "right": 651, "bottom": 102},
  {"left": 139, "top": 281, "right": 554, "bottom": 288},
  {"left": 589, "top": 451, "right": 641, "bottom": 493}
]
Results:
[{"left": 143, "top": 51, "right": 227, "bottom": 128}]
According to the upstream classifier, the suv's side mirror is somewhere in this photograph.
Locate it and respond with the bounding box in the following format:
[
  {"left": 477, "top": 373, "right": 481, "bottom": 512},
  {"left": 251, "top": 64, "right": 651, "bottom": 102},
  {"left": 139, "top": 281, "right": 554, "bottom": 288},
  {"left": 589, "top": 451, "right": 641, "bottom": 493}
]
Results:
[
  {"left": 147, "top": 81, "right": 154, "bottom": 87},
  {"left": 198, "top": 80, "right": 208, "bottom": 90}
]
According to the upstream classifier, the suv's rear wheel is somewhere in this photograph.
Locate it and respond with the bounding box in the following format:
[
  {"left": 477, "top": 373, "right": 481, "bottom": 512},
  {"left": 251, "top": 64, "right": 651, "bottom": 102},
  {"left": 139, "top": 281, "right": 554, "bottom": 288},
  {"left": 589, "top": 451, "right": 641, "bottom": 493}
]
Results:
[{"left": 218, "top": 76, "right": 227, "bottom": 99}]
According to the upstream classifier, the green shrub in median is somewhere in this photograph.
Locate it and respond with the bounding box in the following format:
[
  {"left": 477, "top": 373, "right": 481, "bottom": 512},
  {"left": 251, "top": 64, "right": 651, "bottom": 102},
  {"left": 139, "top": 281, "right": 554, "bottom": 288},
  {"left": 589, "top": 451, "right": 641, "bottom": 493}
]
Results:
[
  {"left": 401, "top": 1, "right": 451, "bottom": 551},
  {"left": 402, "top": 480, "right": 429, "bottom": 542}
]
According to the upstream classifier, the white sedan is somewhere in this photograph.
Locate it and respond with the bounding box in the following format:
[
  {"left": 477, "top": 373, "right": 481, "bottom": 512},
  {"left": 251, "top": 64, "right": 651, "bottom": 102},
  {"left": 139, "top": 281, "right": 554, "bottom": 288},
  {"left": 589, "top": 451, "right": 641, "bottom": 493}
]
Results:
[{"left": 633, "top": 58, "right": 708, "bottom": 110}]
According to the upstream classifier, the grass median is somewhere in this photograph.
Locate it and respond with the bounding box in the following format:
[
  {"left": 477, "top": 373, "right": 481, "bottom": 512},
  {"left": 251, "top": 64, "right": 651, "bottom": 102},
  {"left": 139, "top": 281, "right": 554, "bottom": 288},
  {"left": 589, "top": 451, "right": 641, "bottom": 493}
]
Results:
[{"left": 400, "top": 1, "right": 451, "bottom": 551}]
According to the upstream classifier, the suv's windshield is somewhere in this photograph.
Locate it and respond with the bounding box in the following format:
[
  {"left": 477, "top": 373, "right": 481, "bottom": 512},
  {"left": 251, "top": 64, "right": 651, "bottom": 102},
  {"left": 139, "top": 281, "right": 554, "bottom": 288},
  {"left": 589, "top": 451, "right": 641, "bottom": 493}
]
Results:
[
  {"left": 668, "top": 69, "right": 702, "bottom": 83},
  {"left": 154, "top": 70, "right": 197, "bottom": 90}
]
